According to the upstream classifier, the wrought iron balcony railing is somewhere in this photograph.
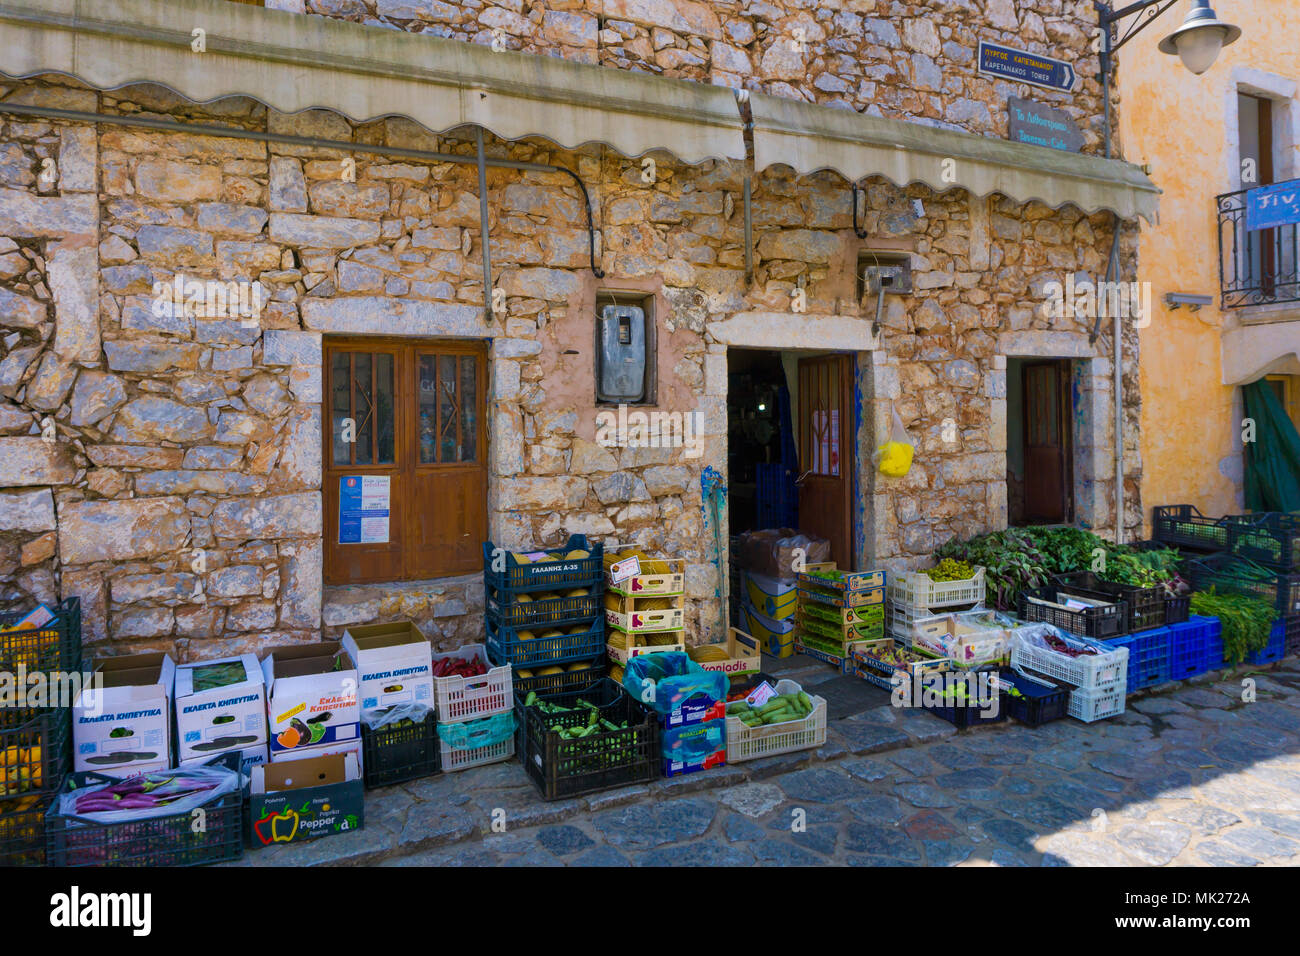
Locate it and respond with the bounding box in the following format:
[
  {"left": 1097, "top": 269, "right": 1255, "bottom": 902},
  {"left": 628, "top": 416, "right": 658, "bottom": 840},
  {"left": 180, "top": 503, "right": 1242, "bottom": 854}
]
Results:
[{"left": 1217, "top": 186, "right": 1300, "bottom": 309}]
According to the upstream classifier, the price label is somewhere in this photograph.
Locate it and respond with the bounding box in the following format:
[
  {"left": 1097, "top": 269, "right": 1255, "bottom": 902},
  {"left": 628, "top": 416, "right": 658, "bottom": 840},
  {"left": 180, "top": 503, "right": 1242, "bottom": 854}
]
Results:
[
  {"left": 609, "top": 555, "right": 641, "bottom": 585},
  {"left": 746, "top": 681, "right": 777, "bottom": 708}
]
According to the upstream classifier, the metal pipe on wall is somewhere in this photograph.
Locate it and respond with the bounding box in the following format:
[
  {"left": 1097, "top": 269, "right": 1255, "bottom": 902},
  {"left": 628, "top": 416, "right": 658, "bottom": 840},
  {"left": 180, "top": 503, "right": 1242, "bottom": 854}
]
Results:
[{"left": 474, "top": 126, "right": 494, "bottom": 322}]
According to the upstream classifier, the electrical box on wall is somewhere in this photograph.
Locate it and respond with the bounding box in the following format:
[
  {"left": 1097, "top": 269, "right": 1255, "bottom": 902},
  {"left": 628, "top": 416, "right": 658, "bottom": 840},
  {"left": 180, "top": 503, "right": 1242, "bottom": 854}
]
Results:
[
  {"left": 597, "top": 304, "right": 647, "bottom": 403},
  {"left": 858, "top": 252, "right": 913, "bottom": 302}
]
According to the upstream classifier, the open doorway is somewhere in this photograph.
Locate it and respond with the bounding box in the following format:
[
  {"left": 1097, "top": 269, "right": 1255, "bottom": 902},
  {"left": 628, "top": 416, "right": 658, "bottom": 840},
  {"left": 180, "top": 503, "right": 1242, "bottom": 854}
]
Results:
[
  {"left": 726, "top": 348, "right": 855, "bottom": 564},
  {"left": 1007, "top": 357, "right": 1075, "bottom": 526}
]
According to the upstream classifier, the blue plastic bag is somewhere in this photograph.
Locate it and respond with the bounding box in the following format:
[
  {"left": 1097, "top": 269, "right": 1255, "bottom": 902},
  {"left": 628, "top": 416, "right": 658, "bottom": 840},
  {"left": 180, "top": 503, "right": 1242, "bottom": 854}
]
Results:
[{"left": 622, "top": 652, "right": 728, "bottom": 721}]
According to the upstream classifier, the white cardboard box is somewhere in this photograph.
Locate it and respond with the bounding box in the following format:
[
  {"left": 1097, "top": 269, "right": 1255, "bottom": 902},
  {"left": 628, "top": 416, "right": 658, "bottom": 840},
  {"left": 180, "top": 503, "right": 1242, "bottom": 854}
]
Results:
[
  {"left": 341, "top": 621, "right": 434, "bottom": 712},
  {"left": 262, "top": 642, "right": 359, "bottom": 759},
  {"left": 174, "top": 653, "right": 267, "bottom": 765},
  {"left": 73, "top": 652, "right": 176, "bottom": 776}
]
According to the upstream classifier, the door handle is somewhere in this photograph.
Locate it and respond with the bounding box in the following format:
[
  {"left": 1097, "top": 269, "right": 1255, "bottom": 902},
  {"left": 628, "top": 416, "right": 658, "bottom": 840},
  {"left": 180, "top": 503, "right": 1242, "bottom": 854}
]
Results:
[{"left": 794, "top": 469, "right": 813, "bottom": 486}]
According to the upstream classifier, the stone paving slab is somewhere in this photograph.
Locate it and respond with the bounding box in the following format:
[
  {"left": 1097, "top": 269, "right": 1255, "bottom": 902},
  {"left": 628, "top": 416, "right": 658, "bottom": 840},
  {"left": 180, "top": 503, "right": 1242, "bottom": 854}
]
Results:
[{"left": 227, "top": 657, "right": 1300, "bottom": 867}]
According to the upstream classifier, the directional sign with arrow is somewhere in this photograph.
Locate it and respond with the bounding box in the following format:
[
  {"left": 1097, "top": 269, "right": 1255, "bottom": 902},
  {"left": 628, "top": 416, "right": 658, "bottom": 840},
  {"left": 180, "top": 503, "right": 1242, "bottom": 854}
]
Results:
[{"left": 977, "top": 41, "right": 1077, "bottom": 94}]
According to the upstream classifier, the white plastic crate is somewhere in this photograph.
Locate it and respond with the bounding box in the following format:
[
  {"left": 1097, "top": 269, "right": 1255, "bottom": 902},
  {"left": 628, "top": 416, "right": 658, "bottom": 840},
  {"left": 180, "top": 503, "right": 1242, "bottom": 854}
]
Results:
[
  {"left": 437, "top": 711, "right": 516, "bottom": 772},
  {"left": 725, "top": 679, "right": 826, "bottom": 763},
  {"left": 888, "top": 567, "right": 985, "bottom": 609},
  {"left": 1010, "top": 624, "right": 1129, "bottom": 691},
  {"left": 1068, "top": 681, "right": 1126, "bottom": 723},
  {"left": 432, "top": 643, "right": 512, "bottom": 723}
]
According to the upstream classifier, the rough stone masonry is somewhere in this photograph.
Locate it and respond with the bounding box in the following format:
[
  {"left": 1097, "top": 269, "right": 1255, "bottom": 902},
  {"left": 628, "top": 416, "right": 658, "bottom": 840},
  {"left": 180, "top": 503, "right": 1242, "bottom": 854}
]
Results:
[{"left": 0, "top": 0, "right": 1142, "bottom": 660}]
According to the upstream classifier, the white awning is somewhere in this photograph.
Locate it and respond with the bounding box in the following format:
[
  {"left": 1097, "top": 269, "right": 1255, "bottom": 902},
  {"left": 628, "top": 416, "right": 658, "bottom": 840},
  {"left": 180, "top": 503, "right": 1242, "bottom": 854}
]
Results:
[
  {"left": 0, "top": 0, "right": 746, "bottom": 164},
  {"left": 750, "top": 93, "right": 1160, "bottom": 223}
]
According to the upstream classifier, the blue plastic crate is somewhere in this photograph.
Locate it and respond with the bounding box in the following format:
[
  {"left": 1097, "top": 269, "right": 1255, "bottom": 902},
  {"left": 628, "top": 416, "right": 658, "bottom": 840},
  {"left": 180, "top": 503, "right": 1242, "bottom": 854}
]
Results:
[
  {"left": 485, "top": 617, "right": 604, "bottom": 669},
  {"left": 1202, "top": 616, "right": 1226, "bottom": 667},
  {"left": 1168, "top": 616, "right": 1214, "bottom": 680},
  {"left": 1249, "top": 620, "right": 1287, "bottom": 666},
  {"left": 481, "top": 534, "right": 603, "bottom": 596},
  {"left": 1106, "top": 626, "right": 1172, "bottom": 691}
]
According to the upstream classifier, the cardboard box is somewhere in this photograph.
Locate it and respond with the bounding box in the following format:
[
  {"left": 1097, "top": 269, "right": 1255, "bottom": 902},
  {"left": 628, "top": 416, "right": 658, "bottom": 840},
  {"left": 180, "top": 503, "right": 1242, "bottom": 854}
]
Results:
[
  {"left": 271, "top": 737, "right": 362, "bottom": 771},
  {"left": 262, "top": 643, "right": 359, "bottom": 758},
  {"left": 341, "top": 620, "right": 434, "bottom": 712},
  {"left": 174, "top": 654, "right": 267, "bottom": 766},
  {"left": 73, "top": 653, "right": 175, "bottom": 776},
  {"left": 743, "top": 571, "right": 797, "bottom": 618},
  {"left": 180, "top": 742, "right": 267, "bottom": 774},
  {"left": 661, "top": 718, "right": 726, "bottom": 777},
  {"left": 687, "top": 628, "right": 761, "bottom": 678},
  {"left": 248, "top": 753, "right": 364, "bottom": 847}
]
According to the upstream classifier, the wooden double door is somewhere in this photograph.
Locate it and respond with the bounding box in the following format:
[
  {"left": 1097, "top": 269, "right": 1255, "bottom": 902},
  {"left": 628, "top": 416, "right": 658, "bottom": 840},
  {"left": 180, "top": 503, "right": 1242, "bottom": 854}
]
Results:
[{"left": 323, "top": 338, "right": 487, "bottom": 585}]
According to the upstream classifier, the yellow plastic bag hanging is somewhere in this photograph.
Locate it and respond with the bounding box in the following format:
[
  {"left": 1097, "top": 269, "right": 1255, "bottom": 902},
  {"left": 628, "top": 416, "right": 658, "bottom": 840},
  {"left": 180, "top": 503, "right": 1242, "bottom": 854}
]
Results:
[{"left": 874, "top": 403, "right": 914, "bottom": 478}]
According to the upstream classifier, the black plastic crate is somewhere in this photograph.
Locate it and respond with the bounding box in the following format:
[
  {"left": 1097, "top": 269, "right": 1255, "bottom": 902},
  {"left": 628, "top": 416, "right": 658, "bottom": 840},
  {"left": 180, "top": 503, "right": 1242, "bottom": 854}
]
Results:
[
  {"left": 924, "top": 692, "right": 1007, "bottom": 730},
  {"left": 1283, "top": 615, "right": 1300, "bottom": 658},
  {"left": 522, "top": 678, "right": 659, "bottom": 801},
  {"left": 998, "top": 669, "right": 1069, "bottom": 726},
  {"left": 512, "top": 665, "right": 608, "bottom": 762},
  {"left": 360, "top": 711, "right": 439, "bottom": 789},
  {"left": 486, "top": 587, "right": 602, "bottom": 629},
  {"left": 482, "top": 535, "right": 603, "bottom": 596},
  {"left": 0, "top": 794, "right": 51, "bottom": 866},
  {"left": 1055, "top": 571, "right": 1166, "bottom": 632},
  {"left": 1152, "top": 505, "right": 1232, "bottom": 552},
  {"left": 1183, "top": 552, "right": 1300, "bottom": 616},
  {"left": 45, "top": 755, "right": 244, "bottom": 867},
  {"left": 1018, "top": 586, "right": 1128, "bottom": 640},
  {"left": 0, "top": 599, "right": 82, "bottom": 728},
  {"left": 0, "top": 708, "right": 70, "bottom": 807},
  {"left": 1165, "top": 594, "right": 1191, "bottom": 627},
  {"left": 1226, "top": 513, "right": 1300, "bottom": 572}
]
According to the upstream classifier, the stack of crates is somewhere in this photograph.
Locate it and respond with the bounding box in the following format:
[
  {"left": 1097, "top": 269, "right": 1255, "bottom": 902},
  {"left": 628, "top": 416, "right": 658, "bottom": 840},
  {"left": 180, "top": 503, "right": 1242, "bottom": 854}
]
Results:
[
  {"left": 484, "top": 535, "right": 606, "bottom": 766},
  {"left": 604, "top": 557, "right": 686, "bottom": 666},
  {"left": 887, "top": 566, "right": 985, "bottom": 644},
  {"left": 793, "top": 564, "right": 886, "bottom": 668},
  {"left": 0, "top": 599, "right": 82, "bottom": 866}
]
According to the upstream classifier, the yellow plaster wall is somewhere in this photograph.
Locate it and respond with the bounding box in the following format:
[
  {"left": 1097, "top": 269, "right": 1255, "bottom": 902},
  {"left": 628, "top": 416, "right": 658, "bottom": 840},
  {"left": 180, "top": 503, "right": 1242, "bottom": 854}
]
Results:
[{"left": 1118, "top": 0, "right": 1299, "bottom": 530}]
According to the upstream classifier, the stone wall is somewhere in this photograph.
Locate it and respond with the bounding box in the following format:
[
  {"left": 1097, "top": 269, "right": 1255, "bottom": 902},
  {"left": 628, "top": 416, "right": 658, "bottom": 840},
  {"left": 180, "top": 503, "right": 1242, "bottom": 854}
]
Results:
[
  {"left": 291, "top": 0, "right": 1114, "bottom": 155},
  {"left": 0, "top": 68, "right": 1140, "bottom": 658}
]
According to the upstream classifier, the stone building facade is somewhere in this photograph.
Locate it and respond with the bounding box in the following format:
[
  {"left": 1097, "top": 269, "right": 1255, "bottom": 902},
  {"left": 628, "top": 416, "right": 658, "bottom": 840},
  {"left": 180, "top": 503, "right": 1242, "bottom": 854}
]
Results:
[{"left": 0, "top": 0, "right": 1147, "bottom": 659}]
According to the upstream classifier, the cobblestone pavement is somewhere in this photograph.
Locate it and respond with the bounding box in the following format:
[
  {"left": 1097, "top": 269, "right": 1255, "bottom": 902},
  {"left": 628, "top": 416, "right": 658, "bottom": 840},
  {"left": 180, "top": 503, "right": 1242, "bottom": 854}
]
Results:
[{"left": 233, "top": 659, "right": 1300, "bottom": 867}]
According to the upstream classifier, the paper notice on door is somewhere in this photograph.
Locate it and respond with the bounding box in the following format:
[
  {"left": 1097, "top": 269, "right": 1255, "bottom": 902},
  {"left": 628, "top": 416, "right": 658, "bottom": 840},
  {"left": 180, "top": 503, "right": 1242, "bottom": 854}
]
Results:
[{"left": 339, "top": 475, "right": 390, "bottom": 544}]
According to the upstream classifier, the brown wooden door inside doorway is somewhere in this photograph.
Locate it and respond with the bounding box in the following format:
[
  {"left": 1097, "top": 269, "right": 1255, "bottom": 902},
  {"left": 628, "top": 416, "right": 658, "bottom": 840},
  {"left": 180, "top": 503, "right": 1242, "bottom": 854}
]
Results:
[
  {"left": 323, "top": 338, "right": 487, "bottom": 586},
  {"left": 1022, "top": 359, "right": 1074, "bottom": 524},
  {"left": 797, "top": 354, "right": 854, "bottom": 568}
]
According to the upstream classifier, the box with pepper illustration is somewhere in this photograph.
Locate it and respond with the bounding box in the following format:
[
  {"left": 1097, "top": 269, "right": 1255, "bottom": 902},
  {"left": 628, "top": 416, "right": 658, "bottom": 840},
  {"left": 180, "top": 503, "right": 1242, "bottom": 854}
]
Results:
[
  {"left": 248, "top": 752, "right": 364, "bottom": 847},
  {"left": 72, "top": 652, "right": 176, "bottom": 776},
  {"left": 261, "top": 643, "right": 359, "bottom": 760},
  {"left": 174, "top": 654, "right": 267, "bottom": 768}
]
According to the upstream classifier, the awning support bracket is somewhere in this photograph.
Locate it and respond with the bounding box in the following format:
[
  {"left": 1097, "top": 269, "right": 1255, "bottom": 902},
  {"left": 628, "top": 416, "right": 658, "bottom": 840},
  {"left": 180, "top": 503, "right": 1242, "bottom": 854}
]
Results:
[
  {"left": 743, "top": 176, "right": 753, "bottom": 287},
  {"left": 851, "top": 181, "right": 868, "bottom": 239}
]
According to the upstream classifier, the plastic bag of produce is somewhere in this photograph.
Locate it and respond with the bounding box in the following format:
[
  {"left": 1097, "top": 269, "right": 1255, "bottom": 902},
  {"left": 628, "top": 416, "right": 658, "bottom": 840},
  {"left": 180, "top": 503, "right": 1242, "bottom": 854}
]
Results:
[
  {"left": 363, "top": 702, "right": 432, "bottom": 729},
  {"left": 55, "top": 764, "right": 242, "bottom": 825},
  {"left": 874, "top": 404, "right": 914, "bottom": 477},
  {"left": 622, "top": 652, "right": 728, "bottom": 718}
]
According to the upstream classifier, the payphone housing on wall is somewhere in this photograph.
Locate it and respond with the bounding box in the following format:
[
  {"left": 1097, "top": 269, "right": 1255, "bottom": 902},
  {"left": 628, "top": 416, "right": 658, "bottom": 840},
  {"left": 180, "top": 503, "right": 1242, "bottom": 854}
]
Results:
[{"left": 597, "top": 303, "right": 647, "bottom": 403}]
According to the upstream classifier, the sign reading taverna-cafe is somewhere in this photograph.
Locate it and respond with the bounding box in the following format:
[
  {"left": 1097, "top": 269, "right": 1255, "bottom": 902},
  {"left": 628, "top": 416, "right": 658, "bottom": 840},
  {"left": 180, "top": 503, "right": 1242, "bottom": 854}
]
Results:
[{"left": 1008, "top": 96, "right": 1084, "bottom": 153}]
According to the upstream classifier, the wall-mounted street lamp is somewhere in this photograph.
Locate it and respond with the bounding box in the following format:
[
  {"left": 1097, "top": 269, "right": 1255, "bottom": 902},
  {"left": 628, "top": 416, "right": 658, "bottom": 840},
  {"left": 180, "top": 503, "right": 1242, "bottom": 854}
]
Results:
[
  {"left": 1096, "top": 0, "right": 1243, "bottom": 157},
  {"left": 1164, "top": 292, "right": 1215, "bottom": 311}
]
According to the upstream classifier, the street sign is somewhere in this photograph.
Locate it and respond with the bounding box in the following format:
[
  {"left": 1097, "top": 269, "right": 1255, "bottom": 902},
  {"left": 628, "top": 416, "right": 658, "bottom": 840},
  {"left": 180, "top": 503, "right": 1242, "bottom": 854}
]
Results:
[
  {"left": 978, "top": 41, "right": 1076, "bottom": 93},
  {"left": 1245, "top": 178, "right": 1300, "bottom": 231},
  {"left": 1008, "top": 97, "right": 1084, "bottom": 152}
]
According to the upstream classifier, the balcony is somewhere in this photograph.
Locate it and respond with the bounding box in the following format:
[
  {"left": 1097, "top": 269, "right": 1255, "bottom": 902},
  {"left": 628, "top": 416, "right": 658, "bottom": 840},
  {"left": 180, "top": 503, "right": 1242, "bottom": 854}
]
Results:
[{"left": 1217, "top": 186, "right": 1300, "bottom": 310}]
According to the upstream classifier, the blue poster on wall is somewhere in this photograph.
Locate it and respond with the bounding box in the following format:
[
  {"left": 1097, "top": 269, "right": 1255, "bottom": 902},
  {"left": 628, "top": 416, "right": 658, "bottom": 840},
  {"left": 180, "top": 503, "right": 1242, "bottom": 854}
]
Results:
[
  {"left": 1246, "top": 179, "right": 1300, "bottom": 232},
  {"left": 339, "top": 475, "right": 390, "bottom": 544}
]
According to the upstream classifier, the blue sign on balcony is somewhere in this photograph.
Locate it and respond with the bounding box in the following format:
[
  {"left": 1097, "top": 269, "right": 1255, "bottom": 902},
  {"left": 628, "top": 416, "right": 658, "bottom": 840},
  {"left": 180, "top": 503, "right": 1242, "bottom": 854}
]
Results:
[{"left": 1246, "top": 179, "right": 1300, "bottom": 231}]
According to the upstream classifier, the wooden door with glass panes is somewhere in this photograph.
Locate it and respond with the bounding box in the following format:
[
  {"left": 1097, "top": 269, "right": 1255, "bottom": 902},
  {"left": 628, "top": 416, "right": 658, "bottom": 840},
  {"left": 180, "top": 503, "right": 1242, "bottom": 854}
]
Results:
[{"left": 323, "top": 339, "right": 487, "bottom": 585}]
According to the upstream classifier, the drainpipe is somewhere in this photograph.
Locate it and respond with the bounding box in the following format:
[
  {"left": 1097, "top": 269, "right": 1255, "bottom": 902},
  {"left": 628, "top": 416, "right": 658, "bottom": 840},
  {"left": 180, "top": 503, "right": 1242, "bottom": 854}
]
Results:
[{"left": 475, "top": 127, "right": 494, "bottom": 323}]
